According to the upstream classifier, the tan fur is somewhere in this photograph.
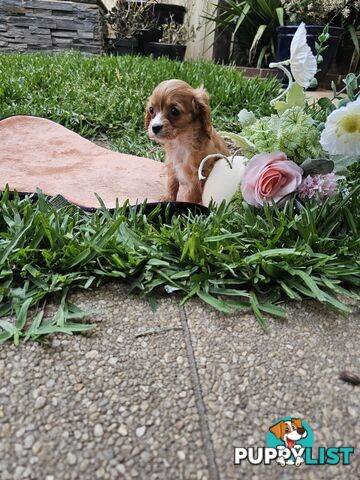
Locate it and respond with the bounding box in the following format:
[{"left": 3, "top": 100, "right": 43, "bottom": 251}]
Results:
[
  {"left": 269, "top": 419, "right": 304, "bottom": 440},
  {"left": 145, "top": 79, "right": 229, "bottom": 203},
  {"left": 269, "top": 421, "right": 287, "bottom": 440}
]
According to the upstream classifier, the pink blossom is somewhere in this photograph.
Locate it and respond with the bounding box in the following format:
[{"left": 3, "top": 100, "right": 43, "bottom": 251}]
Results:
[
  {"left": 241, "top": 152, "right": 303, "bottom": 207},
  {"left": 298, "top": 173, "right": 338, "bottom": 201}
]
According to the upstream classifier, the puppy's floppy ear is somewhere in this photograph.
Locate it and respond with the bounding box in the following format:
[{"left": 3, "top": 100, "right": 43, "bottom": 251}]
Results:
[
  {"left": 192, "top": 85, "right": 212, "bottom": 138},
  {"left": 269, "top": 421, "right": 285, "bottom": 439},
  {"left": 292, "top": 418, "right": 302, "bottom": 429},
  {"left": 145, "top": 105, "right": 151, "bottom": 130}
]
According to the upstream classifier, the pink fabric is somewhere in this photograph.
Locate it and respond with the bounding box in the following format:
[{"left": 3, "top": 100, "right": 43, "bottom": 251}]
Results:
[
  {"left": 0, "top": 116, "right": 168, "bottom": 209},
  {"left": 241, "top": 152, "right": 303, "bottom": 207}
]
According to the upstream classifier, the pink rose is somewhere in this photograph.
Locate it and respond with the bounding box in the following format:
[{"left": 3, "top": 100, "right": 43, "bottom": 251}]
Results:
[{"left": 241, "top": 152, "right": 303, "bottom": 207}]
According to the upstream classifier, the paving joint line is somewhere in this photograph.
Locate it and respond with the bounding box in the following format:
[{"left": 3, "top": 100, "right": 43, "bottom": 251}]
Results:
[{"left": 179, "top": 305, "right": 220, "bottom": 480}]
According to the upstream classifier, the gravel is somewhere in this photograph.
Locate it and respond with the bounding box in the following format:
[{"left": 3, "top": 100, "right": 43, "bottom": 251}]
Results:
[{"left": 0, "top": 282, "right": 358, "bottom": 479}]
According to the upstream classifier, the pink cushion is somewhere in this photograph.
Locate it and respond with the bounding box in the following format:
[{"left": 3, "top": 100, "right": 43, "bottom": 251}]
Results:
[{"left": 0, "top": 116, "right": 168, "bottom": 209}]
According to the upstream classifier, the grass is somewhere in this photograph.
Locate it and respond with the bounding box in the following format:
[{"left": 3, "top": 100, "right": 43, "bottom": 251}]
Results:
[
  {"left": 0, "top": 52, "right": 280, "bottom": 158},
  {"left": 0, "top": 170, "right": 360, "bottom": 343}
]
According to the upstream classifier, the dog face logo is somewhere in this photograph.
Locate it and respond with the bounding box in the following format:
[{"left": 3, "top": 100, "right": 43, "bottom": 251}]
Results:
[
  {"left": 269, "top": 418, "right": 307, "bottom": 449},
  {"left": 268, "top": 418, "right": 312, "bottom": 467}
]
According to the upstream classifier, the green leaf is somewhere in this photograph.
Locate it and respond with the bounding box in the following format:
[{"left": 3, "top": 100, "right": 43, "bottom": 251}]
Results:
[
  {"left": 287, "top": 82, "right": 306, "bottom": 107},
  {"left": 331, "top": 155, "right": 360, "bottom": 173},
  {"left": 273, "top": 101, "right": 288, "bottom": 114},
  {"left": 147, "top": 295, "right": 157, "bottom": 313},
  {"left": 287, "top": 269, "right": 326, "bottom": 302},
  {"left": 233, "top": 2, "right": 251, "bottom": 35},
  {"left": 219, "top": 132, "right": 256, "bottom": 151},
  {"left": 67, "top": 248, "right": 93, "bottom": 268},
  {"left": 274, "top": 82, "right": 305, "bottom": 114},
  {"left": 250, "top": 292, "right": 268, "bottom": 330},
  {"left": 258, "top": 302, "right": 286, "bottom": 318},
  {"left": 24, "top": 310, "right": 44, "bottom": 341},
  {"left": 348, "top": 24, "right": 359, "bottom": 54},
  {"left": 15, "top": 297, "right": 33, "bottom": 331},
  {"left": 345, "top": 72, "right": 358, "bottom": 90},
  {"left": 249, "top": 25, "right": 267, "bottom": 62},
  {"left": 300, "top": 158, "right": 334, "bottom": 175},
  {"left": 197, "top": 291, "right": 233, "bottom": 314},
  {"left": 275, "top": 7, "right": 284, "bottom": 26},
  {"left": 317, "top": 97, "right": 334, "bottom": 110},
  {"left": 0, "top": 319, "right": 17, "bottom": 334}
]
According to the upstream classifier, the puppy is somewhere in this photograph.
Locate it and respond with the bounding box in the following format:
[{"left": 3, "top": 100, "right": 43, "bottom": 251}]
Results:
[{"left": 145, "top": 79, "right": 229, "bottom": 204}]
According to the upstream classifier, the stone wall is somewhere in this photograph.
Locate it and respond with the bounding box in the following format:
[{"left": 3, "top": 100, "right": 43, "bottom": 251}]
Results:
[{"left": 0, "top": 0, "right": 106, "bottom": 54}]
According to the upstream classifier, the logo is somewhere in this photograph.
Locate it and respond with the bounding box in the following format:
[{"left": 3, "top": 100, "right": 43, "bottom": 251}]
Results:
[{"left": 234, "top": 417, "right": 354, "bottom": 467}]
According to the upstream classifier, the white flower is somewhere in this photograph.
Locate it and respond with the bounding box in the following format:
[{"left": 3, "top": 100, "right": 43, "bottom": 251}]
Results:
[
  {"left": 290, "top": 23, "right": 317, "bottom": 89},
  {"left": 320, "top": 97, "right": 360, "bottom": 156},
  {"left": 237, "top": 108, "right": 256, "bottom": 127}
]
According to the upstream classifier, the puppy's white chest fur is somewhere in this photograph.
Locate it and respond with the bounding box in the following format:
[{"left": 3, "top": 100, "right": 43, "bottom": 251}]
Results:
[{"left": 168, "top": 140, "right": 192, "bottom": 186}]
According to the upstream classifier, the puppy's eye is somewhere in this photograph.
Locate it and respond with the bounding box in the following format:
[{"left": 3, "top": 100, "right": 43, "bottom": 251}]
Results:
[
  {"left": 170, "top": 106, "right": 180, "bottom": 116},
  {"left": 149, "top": 106, "right": 154, "bottom": 115}
]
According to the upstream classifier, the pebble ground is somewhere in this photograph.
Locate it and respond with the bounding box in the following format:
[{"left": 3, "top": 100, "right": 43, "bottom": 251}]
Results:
[{"left": 0, "top": 283, "right": 358, "bottom": 479}]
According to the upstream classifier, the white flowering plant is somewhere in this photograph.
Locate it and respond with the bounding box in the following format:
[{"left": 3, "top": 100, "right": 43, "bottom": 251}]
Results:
[{"left": 281, "top": 0, "right": 360, "bottom": 25}]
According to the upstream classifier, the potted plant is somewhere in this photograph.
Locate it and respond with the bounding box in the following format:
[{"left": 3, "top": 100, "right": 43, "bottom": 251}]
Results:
[
  {"left": 142, "top": 14, "right": 196, "bottom": 61},
  {"left": 106, "top": 0, "right": 157, "bottom": 56},
  {"left": 139, "top": 2, "right": 187, "bottom": 45},
  {"left": 277, "top": 0, "right": 359, "bottom": 82},
  {"left": 204, "top": 0, "right": 285, "bottom": 68}
]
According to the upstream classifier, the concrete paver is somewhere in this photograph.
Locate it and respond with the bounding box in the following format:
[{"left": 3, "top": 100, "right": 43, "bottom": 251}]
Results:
[{"left": 0, "top": 282, "right": 358, "bottom": 479}]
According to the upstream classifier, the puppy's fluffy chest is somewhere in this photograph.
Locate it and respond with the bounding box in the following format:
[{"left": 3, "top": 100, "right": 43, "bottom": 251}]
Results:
[{"left": 167, "top": 140, "right": 194, "bottom": 185}]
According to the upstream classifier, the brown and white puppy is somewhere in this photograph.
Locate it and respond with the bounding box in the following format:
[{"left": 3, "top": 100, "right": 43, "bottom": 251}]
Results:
[{"left": 145, "top": 79, "right": 229, "bottom": 204}]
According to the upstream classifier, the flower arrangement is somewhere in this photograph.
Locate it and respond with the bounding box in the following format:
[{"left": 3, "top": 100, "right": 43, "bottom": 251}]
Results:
[{"left": 201, "top": 23, "right": 359, "bottom": 209}]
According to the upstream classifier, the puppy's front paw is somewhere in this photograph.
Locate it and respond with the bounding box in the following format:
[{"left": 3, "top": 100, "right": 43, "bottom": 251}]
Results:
[
  {"left": 183, "top": 192, "right": 202, "bottom": 204},
  {"left": 295, "top": 456, "right": 304, "bottom": 467},
  {"left": 159, "top": 194, "right": 175, "bottom": 203}
]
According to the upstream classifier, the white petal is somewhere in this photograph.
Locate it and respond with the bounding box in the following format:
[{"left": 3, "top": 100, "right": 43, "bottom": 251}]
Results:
[
  {"left": 320, "top": 100, "right": 360, "bottom": 155},
  {"left": 202, "top": 156, "right": 247, "bottom": 206},
  {"left": 237, "top": 108, "right": 256, "bottom": 127},
  {"left": 290, "top": 23, "right": 317, "bottom": 89}
]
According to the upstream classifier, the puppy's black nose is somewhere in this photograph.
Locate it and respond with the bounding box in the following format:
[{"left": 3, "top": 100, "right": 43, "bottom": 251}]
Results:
[{"left": 152, "top": 124, "right": 163, "bottom": 135}]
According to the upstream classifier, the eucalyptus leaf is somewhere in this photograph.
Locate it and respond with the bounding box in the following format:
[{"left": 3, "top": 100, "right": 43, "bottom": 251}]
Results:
[
  {"left": 331, "top": 155, "right": 360, "bottom": 173},
  {"left": 300, "top": 158, "right": 335, "bottom": 176}
]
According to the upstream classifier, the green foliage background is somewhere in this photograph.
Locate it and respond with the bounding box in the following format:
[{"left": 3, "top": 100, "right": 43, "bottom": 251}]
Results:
[{"left": 0, "top": 52, "right": 279, "bottom": 159}]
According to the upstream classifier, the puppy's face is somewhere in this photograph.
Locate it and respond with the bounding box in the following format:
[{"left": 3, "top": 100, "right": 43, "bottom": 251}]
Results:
[{"left": 145, "top": 79, "right": 212, "bottom": 143}]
